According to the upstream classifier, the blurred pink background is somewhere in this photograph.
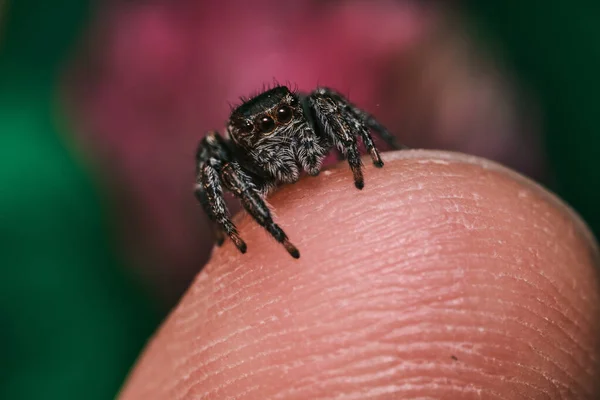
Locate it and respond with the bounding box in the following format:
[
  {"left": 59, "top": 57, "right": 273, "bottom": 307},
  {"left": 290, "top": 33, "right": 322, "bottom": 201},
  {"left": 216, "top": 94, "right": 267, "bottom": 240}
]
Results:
[{"left": 65, "top": 0, "right": 544, "bottom": 304}]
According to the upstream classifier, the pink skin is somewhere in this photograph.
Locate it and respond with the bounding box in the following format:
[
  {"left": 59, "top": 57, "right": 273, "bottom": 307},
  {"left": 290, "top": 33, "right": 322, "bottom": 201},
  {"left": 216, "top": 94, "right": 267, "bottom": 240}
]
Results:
[{"left": 118, "top": 151, "right": 600, "bottom": 399}]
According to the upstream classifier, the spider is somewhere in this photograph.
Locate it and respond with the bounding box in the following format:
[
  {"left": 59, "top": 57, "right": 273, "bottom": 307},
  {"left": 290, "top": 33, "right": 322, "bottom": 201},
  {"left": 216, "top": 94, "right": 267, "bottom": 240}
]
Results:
[{"left": 195, "top": 85, "right": 404, "bottom": 258}]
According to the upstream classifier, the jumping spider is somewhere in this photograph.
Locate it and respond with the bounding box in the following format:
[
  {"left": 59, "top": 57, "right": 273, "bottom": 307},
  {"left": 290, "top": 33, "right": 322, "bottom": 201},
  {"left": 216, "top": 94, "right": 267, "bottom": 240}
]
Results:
[{"left": 195, "top": 85, "right": 403, "bottom": 258}]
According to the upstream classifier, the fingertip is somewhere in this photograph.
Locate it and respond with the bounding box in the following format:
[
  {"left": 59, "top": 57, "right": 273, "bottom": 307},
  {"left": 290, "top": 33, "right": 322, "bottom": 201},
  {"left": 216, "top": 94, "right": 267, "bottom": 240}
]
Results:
[{"left": 120, "top": 150, "right": 600, "bottom": 400}]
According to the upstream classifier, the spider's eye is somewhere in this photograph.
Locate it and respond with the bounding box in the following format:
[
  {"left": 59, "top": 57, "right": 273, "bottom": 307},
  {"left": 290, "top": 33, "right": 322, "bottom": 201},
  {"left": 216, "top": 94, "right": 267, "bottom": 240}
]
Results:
[
  {"left": 289, "top": 96, "right": 299, "bottom": 107},
  {"left": 239, "top": 120, "right": 254, "bottom": 134},
  {"left": 276, "top": 105, "right": 293, "bottom": 124},
  {"left": 258, "top": 116, "right": 275, "bottom": 133}
]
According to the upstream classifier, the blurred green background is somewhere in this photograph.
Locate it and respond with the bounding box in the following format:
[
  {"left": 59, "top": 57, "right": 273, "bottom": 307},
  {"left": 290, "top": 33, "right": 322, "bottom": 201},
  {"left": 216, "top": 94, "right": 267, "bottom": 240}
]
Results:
[
  {"left": 0, "top": 1, "right": 160, "bottom": 399},
  {"left": 467, "top": 1, "right": 600, "bottom": 237},
  {"left": 1, "top": 1, "right": 598, "bottom": 399}
]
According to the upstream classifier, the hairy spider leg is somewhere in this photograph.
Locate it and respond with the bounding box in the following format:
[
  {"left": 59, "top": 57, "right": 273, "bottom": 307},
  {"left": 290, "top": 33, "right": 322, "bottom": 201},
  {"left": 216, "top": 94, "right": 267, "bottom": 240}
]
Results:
[
  {"left": 195, "top": 132, "right": 299, "bottom": 257},
  {"left": 312, "top": 89, "right": 384, "bottom": 169},
  {"left": 313, "top": 88, "right": 408, "bottom": 169},
  {"left": 351, "top": 105, "right": 409, "bottom": 151},
  {"left": 338, "top": 103, "right": 384, "bottom": 169},
  {"left": 295, "top": 96, "right": 328, "bottom": 176},
  {"left": 195, "top": 132, "right": 247, "bottom": 252},
  {"left": 196, "top": 159, "right": 247, "bottom": 253},
  {"left": 308, "top": 91, "right": 365, "bottom": 189},
  {"left": 194, "top": 189, "right": 225, "bottom": 246},
  {"left": 220, "top": 162, "right": 300, "bottom": 258}
]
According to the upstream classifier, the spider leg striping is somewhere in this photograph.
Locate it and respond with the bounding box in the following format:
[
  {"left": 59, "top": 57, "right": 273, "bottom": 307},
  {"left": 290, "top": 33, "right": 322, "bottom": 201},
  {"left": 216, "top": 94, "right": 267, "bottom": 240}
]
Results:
[
  {"left": 296, "top": 96, "right": 328, "bottom": 176},
  {"left": 195, "top": 160, "right": 247, "bottom": 253},
  {"left": 195, "top": 132, "right": 242, "bottom": 249},
  {"left": 338, "top": 104, "right": 384, "bottom": 168},
  {"left": 194, "top": 189, "right": 225, "bottom": 246},
  {"left": 308, "top": 91, "right": 365, "bottom": 189},
  {"left": 348, "top": 104, "right": 408, "bottom": 151},
  {"left": 220, "top": 162, "right": 300, "bottom": 258},
  {"left": 195, "top": 133, "right": 298, "bottom": 257}
]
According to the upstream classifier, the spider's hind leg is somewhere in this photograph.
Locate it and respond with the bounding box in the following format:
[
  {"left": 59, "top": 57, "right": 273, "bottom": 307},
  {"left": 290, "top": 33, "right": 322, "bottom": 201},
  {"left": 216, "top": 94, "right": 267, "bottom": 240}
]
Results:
[
  {"left": 337, "top": 96, "right": 394, "bottom": 168},
  {"left": 360, "top": 111, "right": 408, "bottom": 151}
]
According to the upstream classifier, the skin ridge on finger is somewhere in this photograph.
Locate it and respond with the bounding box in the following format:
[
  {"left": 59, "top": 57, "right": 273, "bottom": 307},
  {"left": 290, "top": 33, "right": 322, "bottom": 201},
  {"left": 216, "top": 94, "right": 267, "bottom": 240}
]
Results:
[
  {"left": 119, "top": 150, "right": 600, "bottom": 400},
  {"left": 222, "top": 149, "right": 598, "bottom": 264},
  {"left": 382, "top": 149, "right": 599, "bottom": 261}
]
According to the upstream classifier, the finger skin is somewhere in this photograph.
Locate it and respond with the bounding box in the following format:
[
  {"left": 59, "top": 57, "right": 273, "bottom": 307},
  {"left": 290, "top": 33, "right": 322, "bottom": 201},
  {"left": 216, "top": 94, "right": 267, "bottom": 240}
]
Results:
[{"left": 119, "top": 150, "right": 600, "bottom": 400}]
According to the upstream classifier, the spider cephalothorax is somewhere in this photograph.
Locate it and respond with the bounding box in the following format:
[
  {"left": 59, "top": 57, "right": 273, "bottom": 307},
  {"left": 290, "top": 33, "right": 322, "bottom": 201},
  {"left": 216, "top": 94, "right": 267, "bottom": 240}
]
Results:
[{"left": 195, "top": 85, "right": 404, "bottom": 258}]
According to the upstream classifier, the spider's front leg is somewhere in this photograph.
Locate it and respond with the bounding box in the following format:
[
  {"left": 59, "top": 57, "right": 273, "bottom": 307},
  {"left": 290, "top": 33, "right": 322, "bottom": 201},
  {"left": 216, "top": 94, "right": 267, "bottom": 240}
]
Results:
[
  {"left": 194, "top": 189, "right": 225, "bottom": 246},
  {"left": 220, "top": 162, "right": 300, "bottom": 258},
  {"left": 294, "top": 97, "right": 329, "bottom": 177},
  {"left": 195, "top": 158, "right": 248, "bottom": 254},
  {"left": 307, "top": 89, "right": 369, "bottom": 189},
  {"left": 195, "top": 133, "right": 247, "bottom": 252}
]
